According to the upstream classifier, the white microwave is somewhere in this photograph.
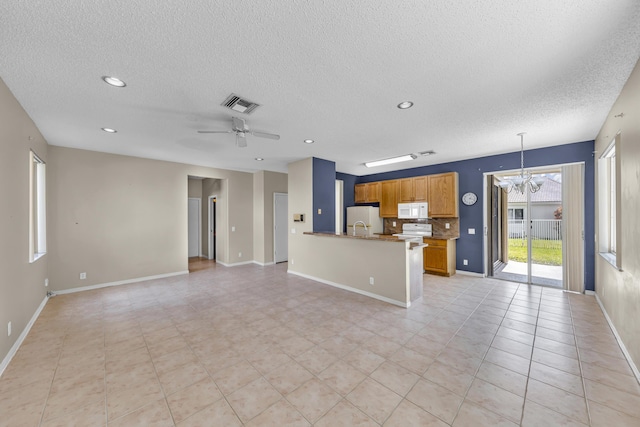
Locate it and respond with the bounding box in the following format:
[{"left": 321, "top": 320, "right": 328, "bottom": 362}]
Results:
[{"left": 397, "top": 202, "right": 429, "bottom": 219}]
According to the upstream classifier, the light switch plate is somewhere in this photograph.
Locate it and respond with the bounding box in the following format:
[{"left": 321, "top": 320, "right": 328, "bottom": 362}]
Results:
[{"left": 468, "top": 228, "right": 475, "bottom": 234}]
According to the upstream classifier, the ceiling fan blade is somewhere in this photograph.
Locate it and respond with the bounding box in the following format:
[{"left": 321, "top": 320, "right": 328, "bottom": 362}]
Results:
[
  {"left": 197, "top": 130, "right": 232, "bottom": 134},
  {"left": 236, "top": 133, "right": 247, "bottom": 148},
  {"left": 250, "top": 131, "right": 280, "bottom": 140}
]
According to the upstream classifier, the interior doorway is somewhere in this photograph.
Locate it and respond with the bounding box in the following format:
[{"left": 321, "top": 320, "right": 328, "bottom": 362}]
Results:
[
  {"left": 487, "top": 168, "right": 564, "bottom": 287},
  {"left": 208, "top": 196, "right": 217, "bottom": 260},
  {"left": 188, "top": 197, "right": 201, "bottom": 258}
]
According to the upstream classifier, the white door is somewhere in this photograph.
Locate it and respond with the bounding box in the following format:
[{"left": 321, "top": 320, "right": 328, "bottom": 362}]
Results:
[
  {"left": 274, "top": 193, "right": 288, "bottom": 263},
  {"left": 188, "top": 198, "right": 200, "bottom": 257}
]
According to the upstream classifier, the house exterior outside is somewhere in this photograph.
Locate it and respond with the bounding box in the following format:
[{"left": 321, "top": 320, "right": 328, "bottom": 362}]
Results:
[{"left": 507, "top": 176, "right": 562, "bottom": 240}]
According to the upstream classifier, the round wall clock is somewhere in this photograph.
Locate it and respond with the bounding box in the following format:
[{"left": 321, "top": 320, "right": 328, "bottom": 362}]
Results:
[{"left": 462, "top": 192, "right": 478, "bottom": 206}]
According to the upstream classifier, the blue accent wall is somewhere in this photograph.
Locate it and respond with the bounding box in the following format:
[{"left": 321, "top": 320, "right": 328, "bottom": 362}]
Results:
[
  {"left": 336, "top": 172, "right": 357, "bottom": 233},
  {"left": 313, "top": 157, "right": 336, "bottom": 233},
  {"left": 347, "top": 141, "right": 595, "bottom": 291}
]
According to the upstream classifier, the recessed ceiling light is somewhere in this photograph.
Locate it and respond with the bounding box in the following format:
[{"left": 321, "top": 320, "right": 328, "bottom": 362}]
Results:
[
  {"left": 102, "top": 76, "right": 126, "bottom": 87},
  {"left": 255, "top": 157, "right": 264, "bottom": 161},
  {"left": 101, "top": 127, "right": 117, "bottom": 133},
  {"left": 365, "top": 154, "right": 417, "bottom": 168},
  {"left": 397, "top": 101, "right": 413, "bottom": 109},
  {"left": 304, "top": 139, "right": 315, "bottom": 144}
]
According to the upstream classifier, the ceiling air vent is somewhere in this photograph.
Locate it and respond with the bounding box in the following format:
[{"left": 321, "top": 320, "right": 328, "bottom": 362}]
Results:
[
  {"left": 221, "top": 93, "right": 260, "bottom": 114},
  {"left": 418, "top": 150, "right": 436, "bottom": 156}
]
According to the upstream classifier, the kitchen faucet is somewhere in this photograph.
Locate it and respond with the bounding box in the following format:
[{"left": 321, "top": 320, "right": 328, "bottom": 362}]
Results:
[{"left": 352, "top": 220, "right": 368, "bottom": 236}]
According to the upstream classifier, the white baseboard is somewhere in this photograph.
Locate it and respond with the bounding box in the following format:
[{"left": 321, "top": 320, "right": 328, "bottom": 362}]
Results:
[
  {"left": 253, "top": 261, "right": 275, "bottom": 267},
  {"left": 593, "top": 292, "right": 640, "bottom": 384},
  {"left": 0, "top": 295, "right": 49, "bottom": 378},
  {"left": 455, "top": 270, "right": 485, "bottom": 277},
  {"left": 216, "top": 260, "right": 255, "bottom": 267},
  {"left": 54, "top": 270, "right": 189, "bottom": 295},
  {"left": 287, "top": 269, "right": 409, "bottom": 308}
]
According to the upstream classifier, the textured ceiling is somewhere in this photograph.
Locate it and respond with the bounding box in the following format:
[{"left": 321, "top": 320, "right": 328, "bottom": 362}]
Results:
[{"left": 1, "top": 1, "right": 640, "bottom": 175}]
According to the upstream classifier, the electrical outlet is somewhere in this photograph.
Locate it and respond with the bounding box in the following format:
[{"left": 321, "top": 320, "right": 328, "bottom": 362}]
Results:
[
  {"left": 392, "top": 221, "right": 396, "bottom": 227},
  {"left": 463, "top": 259, "right": 468, "bottom": 265},
  {"left": 8, "top": 322, "right": 11, "bottom": 337},
  {"left": 238, "top": 252, "right": 242, "bottom": 258},
  {"left": 231, "top": 226, "right": 236, "bottom": 232},
  {"left": 445, "top": 223, "right": 450, "bottom": 229},
  {"left": 291, "top": 228, "right": 296, "bottom": 234},
  {"left": 318, "top": 208, "right": 322, "bottom": 214},
  {"left": 468, "top": 228, "right": 475, "bottom": 235},
  {"left": 291, "top": 259, "right": 294, "bottom": 265},
  {"left": 80, "top": 272, "right": 87, "bottom": 280},
  {"left": 44, "top": 278, "right": 49, "bottom": 287},
  {"left": 369, "top": 277, "right": 375, "bottom": 285}
]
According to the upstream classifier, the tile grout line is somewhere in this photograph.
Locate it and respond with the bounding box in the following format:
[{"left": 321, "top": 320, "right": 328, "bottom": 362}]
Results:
[{"left": 567, "top": 294, "right": 593, "bottom": 426}]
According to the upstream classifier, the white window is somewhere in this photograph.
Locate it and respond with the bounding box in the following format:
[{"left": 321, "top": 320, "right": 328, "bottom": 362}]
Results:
[
  {"left": 598, "top": 136, "right": 619, "bottom": 268},
  {"left": 29, "top": 150, "right": 46, "bottom": 262},
  {"left": 508, "top": 208, "right": 524, "bottom": 220}
]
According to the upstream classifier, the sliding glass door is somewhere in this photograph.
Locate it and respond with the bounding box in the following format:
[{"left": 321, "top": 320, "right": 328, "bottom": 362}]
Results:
[{"left": 490, "top": 169, "right": 564, "bottom": 287}]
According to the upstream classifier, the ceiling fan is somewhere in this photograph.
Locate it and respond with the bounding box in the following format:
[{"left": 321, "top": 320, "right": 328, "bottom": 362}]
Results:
[{"left": 197, "top": 117, "right": 280, "bottom": 148}]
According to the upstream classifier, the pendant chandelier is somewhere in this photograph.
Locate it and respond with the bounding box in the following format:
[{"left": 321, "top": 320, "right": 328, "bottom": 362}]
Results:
[{"left": 498, "top": 133, "right": 544, "bottom": 194}]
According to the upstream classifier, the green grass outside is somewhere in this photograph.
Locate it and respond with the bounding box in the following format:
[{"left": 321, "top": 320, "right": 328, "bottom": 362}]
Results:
[{"left": 508, "top": 239, "right": 562, "bottom": 266}]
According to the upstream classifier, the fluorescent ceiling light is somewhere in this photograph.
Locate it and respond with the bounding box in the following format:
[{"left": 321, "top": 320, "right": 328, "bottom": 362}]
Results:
[
  {"left": 397, "top": 101, "right": 413, "bottom": 109},
  {"left": 255, "top": 157, "right": 264, "bottom": 161},
  {"left": 101, "top": 127, "right": 117, "bottom": 133},
  {"left": 102, "top": 76, "right": 126, "bottom": 87},
  {"left": 365, "top": 154, "right": 416, "bottom": 168}
]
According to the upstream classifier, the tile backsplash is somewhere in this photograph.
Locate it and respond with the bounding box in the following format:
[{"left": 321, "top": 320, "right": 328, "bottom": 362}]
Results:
[{"left": 384, "top": 218, "right": 460, "bottom": 238}]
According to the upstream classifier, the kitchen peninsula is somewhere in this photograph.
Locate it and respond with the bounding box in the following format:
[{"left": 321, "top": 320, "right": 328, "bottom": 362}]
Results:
[{"left": 297, "top": 232, "right": 424, "bottom": 307}]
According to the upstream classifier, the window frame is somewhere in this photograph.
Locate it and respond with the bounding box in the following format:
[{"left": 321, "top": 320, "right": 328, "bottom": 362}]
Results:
[
  {"left": 598, "top": 134, "right": 621, "bottom": 270},
  {"left": 29, "top": 150, "right": 46, "bottom": 263}
]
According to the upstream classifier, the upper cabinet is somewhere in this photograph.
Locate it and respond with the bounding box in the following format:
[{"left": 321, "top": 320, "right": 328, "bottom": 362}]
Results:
[
  {"left": 354, "top": 182, "right": 380, "bottom": 203},
  {"left": 355, "top": 171, "right": 459, "bottom": 218},
  {"left": 379, "top": 180, "right": 399, "bottom": 217},
  {"left": 428, "top": 172, "right": 459, "bottom": 217},
  {"left": 399, "top": 176, "right": 428, "bottom": 202}
]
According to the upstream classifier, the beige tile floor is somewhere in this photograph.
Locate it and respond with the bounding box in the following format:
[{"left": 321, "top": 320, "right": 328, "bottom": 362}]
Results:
[{"left": 1, "top": 263, "right": 640, "bottom": 426}]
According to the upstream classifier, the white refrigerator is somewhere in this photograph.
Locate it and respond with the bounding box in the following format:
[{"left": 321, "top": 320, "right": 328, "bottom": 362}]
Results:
[{"left": 346, "top": 206, "right": 383, "bottom": 236}]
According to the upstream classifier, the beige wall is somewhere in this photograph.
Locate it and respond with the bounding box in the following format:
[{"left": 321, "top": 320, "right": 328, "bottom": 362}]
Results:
[
  {"left": 187, "top": 178, "right": 202, "bottom": 198},
  {"left": 0, "top": 78, "right": 49, "bottom": 366},
  {"left": 594, "top": 58, "right": 640, "bottom": 369},
  {"left": 48, "top": 146, "right": 254, "bottom": 291},
  {"left": 287, "top": 158, "right": 314, "bottom": 271},
  {"left": 253, "top": 171, "right": 288, "bottom": 265}
]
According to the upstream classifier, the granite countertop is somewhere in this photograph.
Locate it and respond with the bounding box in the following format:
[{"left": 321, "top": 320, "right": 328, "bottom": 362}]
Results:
[
  {"left": 303, "top": 232, "right": 425, "bottom": 249},
  {"left": 375, "top": 233, "right": 458, "bottom": 240},
  {"left": 303, "top": 231, "right": 403, "bottom": 242}
]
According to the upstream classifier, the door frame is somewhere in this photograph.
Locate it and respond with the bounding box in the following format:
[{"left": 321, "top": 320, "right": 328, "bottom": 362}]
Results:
[
  {"left": 483, "top": 162, "right": 583, "bottom": 287},
  {"left": 208, "top": 195, "right": 217, "bottom": 260},
  {"left": 188, "top": 197, "right": 201, "bottom": 258}
]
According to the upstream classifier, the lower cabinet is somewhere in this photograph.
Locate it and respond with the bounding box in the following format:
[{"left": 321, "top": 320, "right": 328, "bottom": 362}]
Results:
[{"left": 423, "top": 238, "right": 456, "bottom": 276}]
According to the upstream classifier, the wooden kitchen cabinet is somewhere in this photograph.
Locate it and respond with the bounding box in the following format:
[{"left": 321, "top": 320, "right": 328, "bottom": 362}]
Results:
[
  {"left": 398, "top": 176, "right": 428, "bottom": 202},
  {"left": 427, "top": 172, "right": 459, "bottom": 217},
  {"left": 423, "top": 238, "right": 456, "bottom": 276},
  {"left": 354, "top": 182, "right": 381, "bottom": 203},
  {"left": 355, "top": 184, "right": 366, "bottom": 203},
  {"left": 379, "top": 180, "right": 399, "bottom": 217},
  {"left": 365, "top": 182, "right": 380, "bottom": 202}
]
